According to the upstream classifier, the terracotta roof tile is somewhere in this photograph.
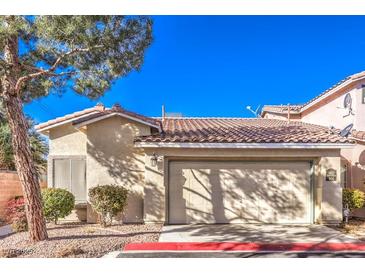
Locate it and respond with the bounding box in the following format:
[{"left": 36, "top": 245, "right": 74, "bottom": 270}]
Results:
[
  {"left": 72, "top": 104, "right": 161, "bottom": 128},
  {"left": 36, "top": 103, "right": 161, "bottom": 131},
  {"left": 261, "top": 105, "right": 303, "bottom": 114},
  {"left": 135, "top": 118, "right": 353, "bottom": 144},
  {"left": 35, "top": 106, "right": 102, "bottom": 130},
  {"left": 352, "top": 130, "right": 365, "bottom": 141}
]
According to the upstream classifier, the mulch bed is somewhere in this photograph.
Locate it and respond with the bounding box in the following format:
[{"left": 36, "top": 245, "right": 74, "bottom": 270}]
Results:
[
  {"left": 331, "top": 219, "right": 365, "bottom": 241},
  {"left": 0, "top": 222, "right": 162, "bottom": 258}
]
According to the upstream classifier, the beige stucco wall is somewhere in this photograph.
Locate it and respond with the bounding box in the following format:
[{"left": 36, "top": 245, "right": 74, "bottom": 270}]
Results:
[
  {"left": 301, "top": 86, "right": 359, "bottom": 130},
  {"left": 49, "top": 124, "right": 87, "bottom": 156},
  {"left": 348, "top": 143, "right": 365, "bottom": 217},
  {"left": 86, "top": 116, "right": 151, "bottom": 223},
  {"left": 47, "top": 116, "right": 152, "bottom": 223},
  {"left": 143, "top": 147, "right": 343, "bottom": 224}
]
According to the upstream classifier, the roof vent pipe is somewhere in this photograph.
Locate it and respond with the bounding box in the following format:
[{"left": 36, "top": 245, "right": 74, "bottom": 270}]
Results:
[
  {"left": 95, "top": 102, "right": 105, "bottom": 111},
  {"left": 162, "top": 104, "right": 166, "bottom": 121}
]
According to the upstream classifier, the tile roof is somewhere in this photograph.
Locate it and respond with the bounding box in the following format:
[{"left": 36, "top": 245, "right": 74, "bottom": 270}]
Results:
[
  {"left": 35, "top": 106, "right": 102, "bottom": 131},
  {"left": 35, "top": 103, "right": 160, "bottom": 131},
  {"left": 351, "top": 130, "right": 365, "bottom": 141},
  {"left": 302, "top": 71, "right": 365, "bottom": 109},
  {"left": 261, "top": 105, "right": 303, "bottom": 114},
  {"left": 71, "top": 104, "right": 161, "bottom": 128},
  {"left": 262, "top": 70, "right": 365, "bottom": 115},
  {"left": 135, "top": 118, "right": 353, "bottom": 144}
]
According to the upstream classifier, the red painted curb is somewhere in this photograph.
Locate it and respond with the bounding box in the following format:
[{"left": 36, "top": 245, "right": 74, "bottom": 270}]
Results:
[{"left": 124, "top": 242, "right": 365, "bottom": 252}]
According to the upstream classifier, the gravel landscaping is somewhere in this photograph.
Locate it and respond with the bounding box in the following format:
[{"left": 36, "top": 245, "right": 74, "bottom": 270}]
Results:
[{"left": 0, "top": 222, "right": 162, "bottom": 258}]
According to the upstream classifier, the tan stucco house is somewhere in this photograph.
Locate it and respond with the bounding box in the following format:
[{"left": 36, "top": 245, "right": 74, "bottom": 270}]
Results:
[
  {"left": 36, "top": 94, "right": 356, "bottom": 225},
  {"left": 261, "top": 71, "right": 365, "bottom": 218}
]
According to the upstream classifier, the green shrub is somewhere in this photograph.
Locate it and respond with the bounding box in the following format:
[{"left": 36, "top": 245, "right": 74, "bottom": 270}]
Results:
[
  {"left": 343, "top": 188, "right": 365, "bottom": 212},
  {"left": 88, "top": 185, "right": 128, "bottom": 227},
  {"left": 42, "top": 188, "right": 75, "bottom": 224}
]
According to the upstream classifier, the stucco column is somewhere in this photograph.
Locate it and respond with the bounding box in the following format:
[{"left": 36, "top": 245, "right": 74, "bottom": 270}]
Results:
[
  {"left": 318, "top": 156, "right": 342, "bottom": 224},
  {"left": 314, "top": 160, "right": 322, "bottom": 223},
  {"left": 143, "top": 151, "right": 166, "bottom": 223}
]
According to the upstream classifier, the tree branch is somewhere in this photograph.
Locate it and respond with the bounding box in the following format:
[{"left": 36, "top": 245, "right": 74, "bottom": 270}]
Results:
[{"left": 15, "top": 45, "right": 103, "bottom": 93}]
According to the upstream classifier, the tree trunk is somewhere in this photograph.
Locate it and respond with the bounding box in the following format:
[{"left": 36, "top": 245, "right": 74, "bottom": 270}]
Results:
[
  {"left": 1, "top": 27, "right": 48, "bottom": 242},
  {"left": 2, "top": 94, "right": 48, "bottom": 242}
]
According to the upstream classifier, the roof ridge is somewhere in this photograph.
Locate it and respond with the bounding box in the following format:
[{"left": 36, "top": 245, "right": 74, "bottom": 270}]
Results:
[
  {"left": 263, "top": 70, "right": 365, "bottom": 114},
  {"left": 157, "top": 117, "right": 266, "bottom": 120}
]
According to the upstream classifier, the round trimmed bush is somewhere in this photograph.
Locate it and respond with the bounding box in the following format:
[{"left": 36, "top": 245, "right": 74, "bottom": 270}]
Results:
[
  {"left": 343, "top": 188, "right": 365, "bottom": 212},
  {"left": 42, "top": 188, "right": 75, "bottom": 224},
  {"left": 89, "top": 184, "right": 128, "bottom": 227}
]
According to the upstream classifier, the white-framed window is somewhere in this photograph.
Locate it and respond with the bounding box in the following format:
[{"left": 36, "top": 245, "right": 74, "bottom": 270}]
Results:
[{"left": 53, "top": 157, "right": 86, "bottom": 202}]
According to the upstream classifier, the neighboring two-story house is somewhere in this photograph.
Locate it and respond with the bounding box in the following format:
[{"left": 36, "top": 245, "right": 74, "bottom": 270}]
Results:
[{"left": 261, "top": 71, "right": 365, "bottom": 217}]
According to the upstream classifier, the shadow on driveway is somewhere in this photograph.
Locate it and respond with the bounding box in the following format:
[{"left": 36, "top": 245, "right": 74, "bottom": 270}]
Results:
[{"left": 158, "top": 224, "right": 360, "bottom": 243}]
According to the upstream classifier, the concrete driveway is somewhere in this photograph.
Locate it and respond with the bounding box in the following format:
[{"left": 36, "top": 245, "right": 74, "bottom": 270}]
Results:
[{"left": 159, "top": 224, "right": 358, "bottom": 243}]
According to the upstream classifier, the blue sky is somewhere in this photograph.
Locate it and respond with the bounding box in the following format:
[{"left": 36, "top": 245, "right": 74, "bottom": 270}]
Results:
[{"left": 25, "top": 16, "right": 365, "bottom": 123}]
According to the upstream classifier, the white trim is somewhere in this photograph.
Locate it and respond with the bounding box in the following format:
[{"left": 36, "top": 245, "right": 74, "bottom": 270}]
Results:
[
  {"left": 135, "top": 142, "right": 354, "bottom": 149},
  {"left": 36, "top": 111, "right": 99, "bottom": 133},
  {"left": 301, "top": 76, "right": 365, "bottom": 112},
  {"left": 73, "top": 112, "right": 161, "bottom": 132}
]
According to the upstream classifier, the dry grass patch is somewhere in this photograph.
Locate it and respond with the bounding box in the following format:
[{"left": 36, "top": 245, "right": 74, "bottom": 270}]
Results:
[
  {"left": 55, "top": 244, "right": 84, "bottom": 258},
  {"left": 83, "top": 227, "right": 97, "bottom": 234}
]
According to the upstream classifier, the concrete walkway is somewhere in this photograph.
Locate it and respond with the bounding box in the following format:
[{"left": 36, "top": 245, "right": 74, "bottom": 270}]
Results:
[
  {"left": 159, "top": 224, "right": 359, "bottom": 243},
  {"left": 0, "top": 225, "right": 12, "bottom": 237}
]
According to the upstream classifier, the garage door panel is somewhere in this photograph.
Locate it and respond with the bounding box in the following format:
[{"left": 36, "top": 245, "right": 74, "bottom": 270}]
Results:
[
  {"left": 220, "top": 169, "right": 260, "bottom": 222},
  {"left": 169, "top": 161, "right": 311, "bottom": 224}
]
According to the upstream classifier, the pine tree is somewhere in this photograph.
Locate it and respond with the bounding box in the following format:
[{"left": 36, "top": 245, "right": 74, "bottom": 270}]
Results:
[{"left": 0, "top": 16, "right": 152, "bottom": 241}]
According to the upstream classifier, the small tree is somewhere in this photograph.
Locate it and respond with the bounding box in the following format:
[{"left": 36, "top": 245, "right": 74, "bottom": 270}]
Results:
[
  {"left": 0, "top": 16, "right": 152, "bottom": 241},
  {"left": 5, "top": 196, "right": 28, "bottom": 232},
  {"left": 42, "top": 188, "right": 75, "bottom": 224},
  {"left": 89, "top": 185, "right": 128, "bottom": 227}
]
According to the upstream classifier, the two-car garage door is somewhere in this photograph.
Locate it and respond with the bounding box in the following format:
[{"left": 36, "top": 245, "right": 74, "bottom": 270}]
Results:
[{"left": 168, "top": 161, "right": 312, "bottom": 224}]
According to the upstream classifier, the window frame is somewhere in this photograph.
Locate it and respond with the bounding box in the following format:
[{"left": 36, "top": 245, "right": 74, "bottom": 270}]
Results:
[{"left": 51, "top": 155, "right": 87, "bottom": 203}]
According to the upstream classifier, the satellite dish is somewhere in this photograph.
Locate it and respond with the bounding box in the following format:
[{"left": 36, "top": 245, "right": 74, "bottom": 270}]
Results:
[
  {"left": 339, "top": 123, "right": 353, "bottom": 137},
  {"left": 344, "top": 93, "right": 352, "bottom": 109}
]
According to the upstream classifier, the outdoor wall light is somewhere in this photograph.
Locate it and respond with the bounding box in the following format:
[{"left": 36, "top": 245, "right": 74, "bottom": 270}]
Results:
[{"left": 150, "top": 152, "right": 159, "bottom": 167}]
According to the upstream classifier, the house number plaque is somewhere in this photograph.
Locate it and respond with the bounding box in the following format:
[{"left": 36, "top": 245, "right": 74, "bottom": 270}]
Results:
[{"left": 326, "top": 168, "right": 337, "bottom": 182}]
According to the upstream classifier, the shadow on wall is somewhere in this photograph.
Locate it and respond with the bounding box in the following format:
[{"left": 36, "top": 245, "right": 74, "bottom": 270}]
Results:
[
  {"left": 87, "top": 119, "right": 147, "bottom": 223},
  {"left": 319, "top": 157, "right": 343, "bottom": 222},
  {"left": 144, "top": 164, "right": 165, "bottom": 222},
  {"left": 169, "top": 162, "right": 310, "bottom": 224}
]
